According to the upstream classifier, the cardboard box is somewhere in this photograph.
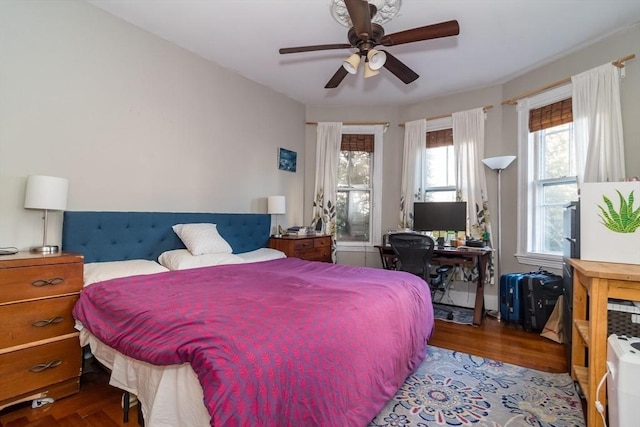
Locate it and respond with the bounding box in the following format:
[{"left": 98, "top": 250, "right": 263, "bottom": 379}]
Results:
[{"left": 580, "top": 182, "right": 640, "bottom": 265}]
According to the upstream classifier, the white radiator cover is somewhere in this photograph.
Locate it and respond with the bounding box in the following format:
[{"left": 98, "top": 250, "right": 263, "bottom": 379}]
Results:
[{"left": 607, "top": 334, "right": 640, "bottom": 427}]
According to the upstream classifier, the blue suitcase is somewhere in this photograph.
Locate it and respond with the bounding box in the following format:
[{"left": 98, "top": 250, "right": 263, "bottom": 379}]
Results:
[{"left": 500, "top": 273, "right": 525, "bottom": 325}]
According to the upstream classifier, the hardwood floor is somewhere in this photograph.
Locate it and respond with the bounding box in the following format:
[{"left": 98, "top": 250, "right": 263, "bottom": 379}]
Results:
[{"left": 0, "top": 317, "right": 567, "bottom": 427}]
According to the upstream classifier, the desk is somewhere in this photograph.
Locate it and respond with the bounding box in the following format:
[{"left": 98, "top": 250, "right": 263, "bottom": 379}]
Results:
[{"left": 376, "top": 245, "right": 492, "bottom": 326}]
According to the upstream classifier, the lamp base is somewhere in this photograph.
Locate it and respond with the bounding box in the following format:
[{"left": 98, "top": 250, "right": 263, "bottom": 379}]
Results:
[{"left": 30, "top": 245, "right": 60, "bottom": 254}]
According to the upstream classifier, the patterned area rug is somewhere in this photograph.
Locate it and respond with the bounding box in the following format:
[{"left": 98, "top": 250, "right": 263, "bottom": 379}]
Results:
[
  {"left": 433, "top": 303, "right": 474, "bottom": 325},
  {"left": 369, "top": 346, "right": 584, "bottom": 426}
]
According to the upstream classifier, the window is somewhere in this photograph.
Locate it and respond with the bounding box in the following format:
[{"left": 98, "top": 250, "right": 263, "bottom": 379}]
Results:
[
  {"left": 424, "top": 127, "right": 455, "bottom": 202},
  {"left": 517, "top": 85, "right": 580, "bottom": 269},
  {"left": 335, "top": 126, "right": 383, "bottom": 248},
  {"left": 531, "top": 123, "right": 577, "bottom": 254}
]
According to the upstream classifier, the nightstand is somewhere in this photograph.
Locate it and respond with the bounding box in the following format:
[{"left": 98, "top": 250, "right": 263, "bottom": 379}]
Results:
[
  {"left": 268, "top": 235, "right": 332, "bottom": 263},
  {"left": 0, "top": 252, "right": 84, "bottom": 410}
]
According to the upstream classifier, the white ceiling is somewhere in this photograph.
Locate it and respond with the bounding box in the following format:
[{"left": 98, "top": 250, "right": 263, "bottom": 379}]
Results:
[{"left": 85, "top": 0, "right": 640, "bottom": 106}]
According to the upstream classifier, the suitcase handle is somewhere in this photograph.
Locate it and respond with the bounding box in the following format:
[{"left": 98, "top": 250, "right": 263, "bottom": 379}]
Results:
[{"left": 529, "top": 268, "right": 554, "bottom": 276}]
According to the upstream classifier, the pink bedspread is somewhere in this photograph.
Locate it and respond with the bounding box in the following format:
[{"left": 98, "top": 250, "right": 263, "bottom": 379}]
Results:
[{"left": 73, "top": 258, "right": 434, "bottom": 426}]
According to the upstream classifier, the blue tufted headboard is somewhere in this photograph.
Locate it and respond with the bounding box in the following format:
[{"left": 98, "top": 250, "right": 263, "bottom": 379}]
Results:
[{"left": 62, "top": 211, "right": 271, "bottom": 263}]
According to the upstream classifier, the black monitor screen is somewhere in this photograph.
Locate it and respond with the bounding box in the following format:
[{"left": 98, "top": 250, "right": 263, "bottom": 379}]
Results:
[{"left": 413, "top": 202, "right": 467, "bottom": 232}]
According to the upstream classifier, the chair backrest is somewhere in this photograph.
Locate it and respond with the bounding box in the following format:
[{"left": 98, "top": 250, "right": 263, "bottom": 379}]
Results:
[{"left": 388, "top": 233, "right": 435, "bottom": 279}]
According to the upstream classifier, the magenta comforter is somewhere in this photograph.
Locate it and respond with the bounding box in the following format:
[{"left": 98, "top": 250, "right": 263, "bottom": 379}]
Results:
[{"left": 73, "top": 258, "right": 434, "bottom": 426}]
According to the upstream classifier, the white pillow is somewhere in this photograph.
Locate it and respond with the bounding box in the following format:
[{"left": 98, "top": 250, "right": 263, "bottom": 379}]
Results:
[
  {"left": 172, "top": 223, "right": 233, "bottom": 255},
  {"left": 236, "top": 248, "right": 286, "bottom": 263},
  {"left": 158, "top": 249, "right": 245, "bottom": 270},
  {"left": 84, "top": 260, "right": 169, "bottom": 287}
]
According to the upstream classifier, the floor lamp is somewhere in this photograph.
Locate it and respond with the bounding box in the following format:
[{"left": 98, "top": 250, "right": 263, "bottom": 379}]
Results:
[{"left": 481, "top": 155, "right": 516, "bottom": 321}]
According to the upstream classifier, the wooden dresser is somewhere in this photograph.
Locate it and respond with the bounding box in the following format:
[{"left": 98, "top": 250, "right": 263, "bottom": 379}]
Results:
[
  {"left": 569, "top": 259, "right": 640, "bottom": 427},
  {"left": 0, "top": 252, "right": 84, "bottom": 410},
  {"left": 268, "top": 235, "right": 332, "bottom": 262}
]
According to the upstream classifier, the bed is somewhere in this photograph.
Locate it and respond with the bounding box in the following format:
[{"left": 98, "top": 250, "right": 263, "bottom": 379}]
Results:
[{"left": 63, "top": 211, "right": 435, "bottom": 427}]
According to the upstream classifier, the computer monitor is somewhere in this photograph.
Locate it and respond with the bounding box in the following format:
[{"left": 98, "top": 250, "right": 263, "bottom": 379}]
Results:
[{"left": 413, "top": 201, "right": 467, "bottom": 233}]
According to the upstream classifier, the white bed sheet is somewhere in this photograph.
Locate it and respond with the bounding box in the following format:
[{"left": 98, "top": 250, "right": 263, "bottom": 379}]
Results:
[
  {"left": 235, "top": 247, "right": 286, "bottom": 263},
  {"left": 80, "top": 329, "right": 211, "bottom": 427}
]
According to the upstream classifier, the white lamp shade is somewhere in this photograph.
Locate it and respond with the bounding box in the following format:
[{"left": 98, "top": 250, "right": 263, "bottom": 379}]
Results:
[
  {"left": 363, "top": 61, "right": 380, "bottom": 78},
  {"left": 482, "top": 155, "right": 516, "bottom": 171},
  {"left": 367, "top": 49, "right": 387, "bottom": 71},
  {"left": 267, "top": 196, "right": 286, "bottom": 215},
  {"left": 342, "top": 53, "right": 361, "bottom": 74},
  {"left": 24, "top": 175, "right": 69, "bottom": 211}
]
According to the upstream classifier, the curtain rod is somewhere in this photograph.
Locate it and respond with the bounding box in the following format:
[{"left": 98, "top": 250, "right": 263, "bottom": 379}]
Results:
[
  {"left": 305, "top": 121, "right": 390, "bottom": 128},
  {"left": 398, "top": 105, "right": 493, "bottom": 127},
  {"left": 501, "top": 53, "right": 635, "bottom": 106}
]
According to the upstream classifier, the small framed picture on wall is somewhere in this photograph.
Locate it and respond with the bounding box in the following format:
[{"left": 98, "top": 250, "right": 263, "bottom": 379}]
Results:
[{"left": 278, "top": 148, "right": 297, "bottom": 172}]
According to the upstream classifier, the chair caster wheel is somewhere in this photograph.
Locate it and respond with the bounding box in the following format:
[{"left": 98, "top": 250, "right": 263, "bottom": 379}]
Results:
[{"left": 447, "top": 313, "right": 454, "bottom": 320}]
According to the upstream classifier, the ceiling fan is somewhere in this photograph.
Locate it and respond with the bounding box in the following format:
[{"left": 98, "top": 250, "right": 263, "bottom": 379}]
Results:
[{"left": 279, "top": 0, "right": 459, "bottom": 89}]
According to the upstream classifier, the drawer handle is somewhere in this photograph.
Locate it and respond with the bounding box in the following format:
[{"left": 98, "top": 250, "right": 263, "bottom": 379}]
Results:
[
  {"left": 31, "top": 277, "right": 65, "bottom": 287},
  {"left": 29, "top": 359, "right": 62, "bottom": 373},
  {"left": 32, "top": 316, "right": 65, "bottom": 327}
]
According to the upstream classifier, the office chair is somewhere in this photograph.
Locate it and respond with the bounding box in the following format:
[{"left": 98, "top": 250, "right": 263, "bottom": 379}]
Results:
[
  {"left": 429, "top": 264, "right": 456, "bottom": 321},
  {"left": 389, "top": 233, "right": 454, "bottom": 321},
  {"left": 388, "top": 233, "right": 435, "bottom": 281}
]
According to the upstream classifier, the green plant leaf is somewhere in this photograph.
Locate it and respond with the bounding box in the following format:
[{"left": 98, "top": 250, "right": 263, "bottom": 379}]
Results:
[{"left": 597, "top": 190, "right": 640, "bottom": 233}]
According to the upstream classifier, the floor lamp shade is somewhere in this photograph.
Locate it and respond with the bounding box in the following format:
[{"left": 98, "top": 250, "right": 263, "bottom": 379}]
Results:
[
  {"left": 24, "top": 175, "right": 69, "bottom": 253},
  {"left": 481, "top": 155, "right": 516, "bottom": 171}
]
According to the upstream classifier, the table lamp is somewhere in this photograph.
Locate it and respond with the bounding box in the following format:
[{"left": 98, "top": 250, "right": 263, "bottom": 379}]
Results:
[
  {"left": 268, "top": 196, "right": 286, "bottom": 237},
  {"left": 24, "top": 175, "right": 69, "bottom": 253}
]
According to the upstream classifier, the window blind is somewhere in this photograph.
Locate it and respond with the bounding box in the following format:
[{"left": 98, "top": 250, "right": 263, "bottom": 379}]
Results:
[
  {"left": 426, "top": 128, "right": 453, "bottom": 148},
  {"left": 529, "top": 98, "right": 573, "bottom": 132},
  {"left": 341, "top": 134, "right": 374, "bottom": 152}
]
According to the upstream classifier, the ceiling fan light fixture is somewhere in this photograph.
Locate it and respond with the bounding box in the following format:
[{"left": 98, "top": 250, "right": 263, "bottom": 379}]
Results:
[
  {"left": 363, "top": 60, "right": 379, "bottom": 78},
  {"left": 367, "top": 49, "right": 386, "bottom": 70},
  {"left": 342, "top": 53, "right": 361, "bottom": 74}
]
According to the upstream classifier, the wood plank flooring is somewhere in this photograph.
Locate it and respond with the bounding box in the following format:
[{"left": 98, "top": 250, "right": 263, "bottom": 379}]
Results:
[{"left": 0, "top": 317, "right": 567, "bottom": 427}]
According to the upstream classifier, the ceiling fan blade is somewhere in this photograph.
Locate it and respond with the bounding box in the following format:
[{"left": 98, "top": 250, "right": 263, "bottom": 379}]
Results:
[
  {"left": 382, "top": 51, "right": 419, "bottom": 84},
  {"left": 380, "top": 20, "right": 460, "bottom": 46},
  {"left": 279, "top": 43, "right": 352, "bottom": 54},
  {"left": 345, "top": 0, "right": 372, "bottom": 39},
  {"left": 325, "top": 66, "right": 349, "bottom": 89}
]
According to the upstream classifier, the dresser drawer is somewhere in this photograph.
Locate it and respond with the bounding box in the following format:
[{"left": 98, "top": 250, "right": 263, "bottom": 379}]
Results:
[
  {"left": 314, "top": 236, "right": 331, "bottom": 248},
  {"left": 0, "top": 336, "right": 82, "bottom": 401},
  {"left": 0, "top": 263, "right": 83, "bottom": 303},
  {"left": 292, "top": 239, "right": 314, "bottom": 251},
  {"left": 304, "top": 248, "right": 332, "bottom": 262},
  {"left": 0, "top": 296, "right": 79, "bottom": 349}
]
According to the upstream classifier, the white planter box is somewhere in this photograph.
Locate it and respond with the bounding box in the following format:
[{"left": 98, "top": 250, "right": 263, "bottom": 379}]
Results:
[{"left": 580, "top": 182, "right": 640, "bottom": 265}]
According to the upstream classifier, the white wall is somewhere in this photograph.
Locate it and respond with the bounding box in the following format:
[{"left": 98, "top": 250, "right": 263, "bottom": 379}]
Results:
[{"left": 0, "top": 0, "right": 306, "bottom": 251}]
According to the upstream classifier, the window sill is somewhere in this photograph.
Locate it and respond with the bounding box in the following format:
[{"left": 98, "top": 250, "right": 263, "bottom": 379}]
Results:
[
  {"left": 336, "top": 244, "right": 377, "bottom": 253},
  {"left": 515, "top": 252, "right": 563, "bottom": 271}
]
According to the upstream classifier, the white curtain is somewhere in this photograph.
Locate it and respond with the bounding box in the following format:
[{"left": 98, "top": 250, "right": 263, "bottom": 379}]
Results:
[
  {"left": 313, "top": 122, "right": 342, "bottom": 262},
  {"left": 453, "top": 108, "right": 493, "bottom": 282},
  {"left": 572, "top": 63, "right": 626, "bottom": 182},
  {"left": 399, "top": 119, "right": 427, "bottom": 228}
]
